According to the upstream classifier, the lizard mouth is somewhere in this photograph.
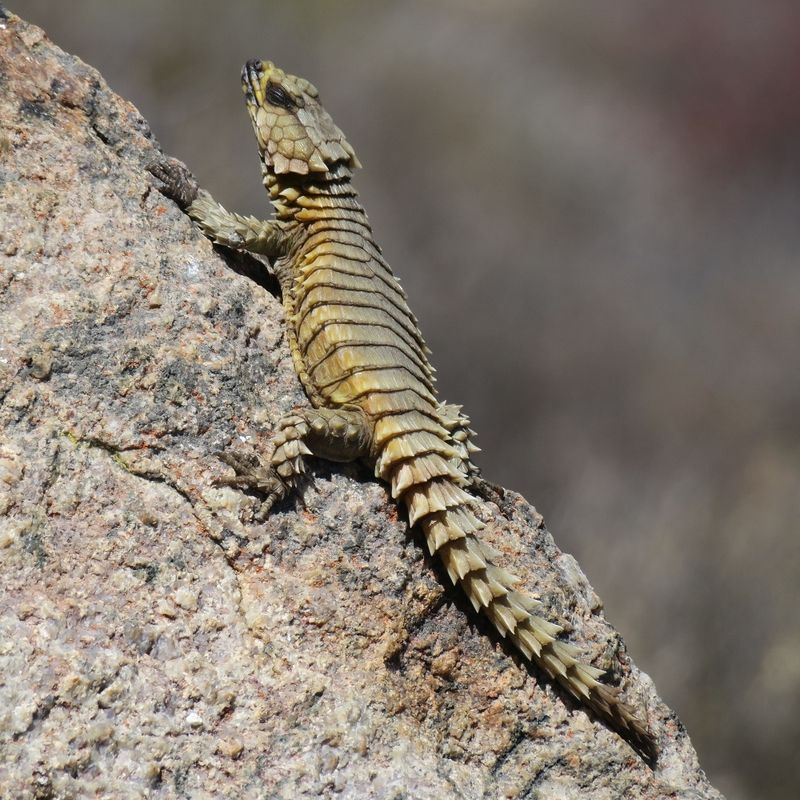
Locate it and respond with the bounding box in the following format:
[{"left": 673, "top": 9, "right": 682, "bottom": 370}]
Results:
[{"left": 241, "top": 59, "right": 265, "bottom": 105}]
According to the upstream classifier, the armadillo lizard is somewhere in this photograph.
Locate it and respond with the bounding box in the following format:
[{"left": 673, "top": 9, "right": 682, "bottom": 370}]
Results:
[{"left": 153, "top": 58, "right": 656, "bottom": 759}]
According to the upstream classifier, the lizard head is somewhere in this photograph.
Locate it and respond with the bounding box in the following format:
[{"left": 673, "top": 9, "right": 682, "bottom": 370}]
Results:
[{"left": 241, "top": 59, "right": 361, "bottom": 176}]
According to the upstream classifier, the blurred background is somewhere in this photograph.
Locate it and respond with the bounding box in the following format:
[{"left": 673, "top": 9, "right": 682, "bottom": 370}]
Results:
[{"left": 11, "top": 1, "right": 800, "bottom": 797}]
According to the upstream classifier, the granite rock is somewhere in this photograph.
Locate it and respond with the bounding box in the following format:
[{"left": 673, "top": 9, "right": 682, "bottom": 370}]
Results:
[{"left": 0, "top": 10, "right": 722, "bottom": 799}]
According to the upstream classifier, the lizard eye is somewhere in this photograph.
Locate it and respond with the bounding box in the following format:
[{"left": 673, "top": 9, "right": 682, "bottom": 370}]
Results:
[{"left": 266, "top": 82, "right": 294, "bottom": 109}]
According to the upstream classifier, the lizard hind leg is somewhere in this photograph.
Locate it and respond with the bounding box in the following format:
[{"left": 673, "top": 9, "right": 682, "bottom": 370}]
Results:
[{"left": 218, "top": 407, "right": 372, "bottom": 519}]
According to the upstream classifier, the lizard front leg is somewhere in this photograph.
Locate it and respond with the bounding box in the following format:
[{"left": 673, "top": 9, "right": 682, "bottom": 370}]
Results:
[
  {"left": 149, "top": 156, "right": 288, "bottom": 259},
  {"left": 219, "top": 407, "right": 373, "bottom": 519},
  {"left": 188, "top": 190, "right": 287, "bottom": 259}
]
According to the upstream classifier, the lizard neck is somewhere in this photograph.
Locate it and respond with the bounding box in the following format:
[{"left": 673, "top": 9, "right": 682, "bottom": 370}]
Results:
[{"left": 262, "top": 162, "right": 370, "bottom": 229}]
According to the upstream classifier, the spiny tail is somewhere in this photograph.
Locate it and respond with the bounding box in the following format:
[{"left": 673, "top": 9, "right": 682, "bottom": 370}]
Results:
[{"left": 374, "top": 428, "right": 656, "bottom": 758}]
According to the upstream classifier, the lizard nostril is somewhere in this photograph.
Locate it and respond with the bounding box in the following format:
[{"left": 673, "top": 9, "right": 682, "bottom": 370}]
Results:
[{"left": 241, "top": 60, "right": 263, "bottom": 94}]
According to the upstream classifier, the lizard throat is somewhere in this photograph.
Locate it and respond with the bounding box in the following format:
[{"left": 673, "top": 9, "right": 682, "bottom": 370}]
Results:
[{"left": 263, "top": 161, "right": 365, "bottom": 225}]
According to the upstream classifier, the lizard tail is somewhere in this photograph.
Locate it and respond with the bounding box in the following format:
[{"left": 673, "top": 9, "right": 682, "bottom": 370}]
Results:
[{"left": 374, "top": 428, "right": 656, "bottom": 758}]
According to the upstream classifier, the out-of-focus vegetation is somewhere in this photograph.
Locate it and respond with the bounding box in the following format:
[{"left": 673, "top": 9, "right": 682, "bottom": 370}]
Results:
[{"left": 12, "top": 2, "right": 800, "bottom": 797}]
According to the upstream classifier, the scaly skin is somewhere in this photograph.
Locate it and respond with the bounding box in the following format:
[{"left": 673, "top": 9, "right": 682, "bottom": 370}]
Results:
[{"left": 158, "top": 59, "right": 657, "bottom": 760}]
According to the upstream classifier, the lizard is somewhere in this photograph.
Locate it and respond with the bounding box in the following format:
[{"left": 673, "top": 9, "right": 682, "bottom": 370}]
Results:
[{"left": 151, "top": 58, "right": 657, "bottom": 761}]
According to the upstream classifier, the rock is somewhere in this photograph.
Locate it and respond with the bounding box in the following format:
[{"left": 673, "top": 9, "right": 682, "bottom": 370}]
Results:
[{"left": 0, "top": 9, "right": 723, "bottom": 799}]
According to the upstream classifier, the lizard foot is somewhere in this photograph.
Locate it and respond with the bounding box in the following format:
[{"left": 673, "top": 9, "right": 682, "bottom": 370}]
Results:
[
  {"left": 471, "top": 475, "right": 521, "bottom": 519},
  {"left": 147, "top": 155, "right": 199, "bottom": 209},
  {"left": 215, "top": 408, "right": 367, "bottom": 521},
  {"left": 216, "top": 448, "right": 288, "bottom": 520}
]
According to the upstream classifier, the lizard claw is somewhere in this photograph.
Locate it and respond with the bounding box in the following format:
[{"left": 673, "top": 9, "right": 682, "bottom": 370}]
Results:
[
  {"left": 215, "top": 448, "right": 288, "bottom": 518},
  {"left": 148, "top": 155, "right": 199, "bottom": 209},
  {"left": 216, "top": 448, "right": 262, "bottom": 476}
]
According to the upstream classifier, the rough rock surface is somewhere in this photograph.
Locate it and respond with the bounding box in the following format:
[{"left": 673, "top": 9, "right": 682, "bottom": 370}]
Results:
[{"left": 0, "top": 10, "right": 722, "bottom": 800}]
